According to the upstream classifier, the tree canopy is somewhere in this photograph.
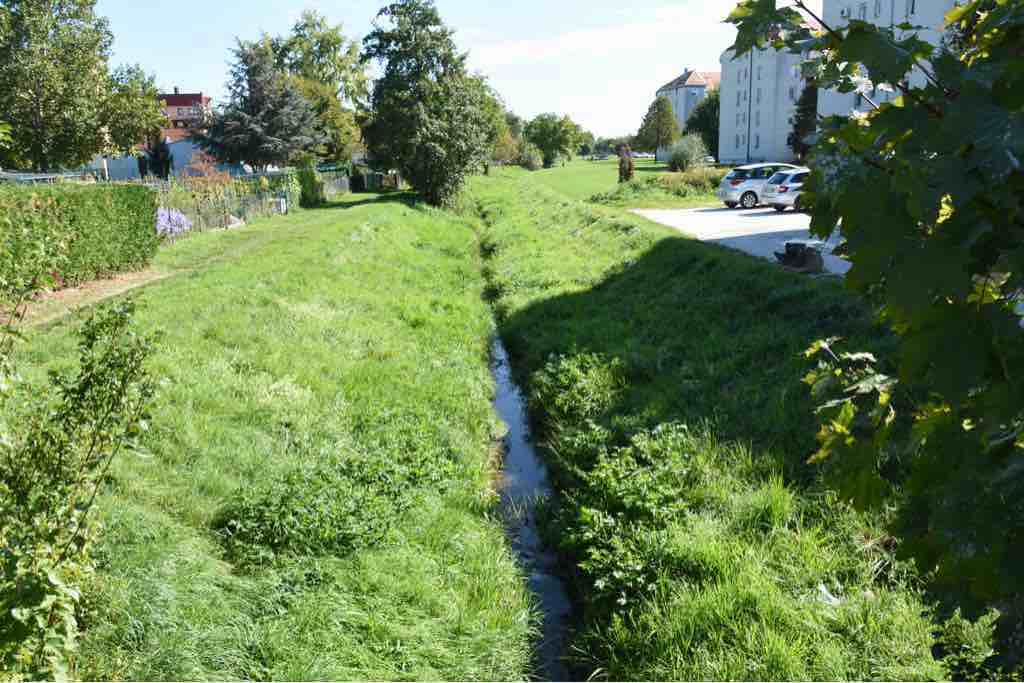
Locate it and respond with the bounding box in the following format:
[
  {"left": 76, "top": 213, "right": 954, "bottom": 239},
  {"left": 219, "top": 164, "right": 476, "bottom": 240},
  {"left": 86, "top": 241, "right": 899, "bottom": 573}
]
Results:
[
  {"left": 686, "top": 88, "right": 720, "bottom": 160},
  {"left": 524, "top": 113, "right": 582, "bottom": 167},
  {"left": 361, "top": 0, "right": 491, "bottom": 205},
  {"left": 271, "top": 9, "right": 367, "bottom": 164},
  {"left": 635, "top": 96, "right": 680, "bottom": 154},
  {"left": 103, "top": 64, "right": 167, "bottom": 158},
  {"left": 192, "top": 39, "right": 323, "bottom": 171},
  {"left": 729, "top": 0, "right": 1024, "bottom": 607}
]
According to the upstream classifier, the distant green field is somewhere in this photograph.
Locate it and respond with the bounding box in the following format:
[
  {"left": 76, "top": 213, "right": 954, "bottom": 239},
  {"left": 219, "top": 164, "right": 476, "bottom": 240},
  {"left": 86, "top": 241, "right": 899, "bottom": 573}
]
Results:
[{"left": 529, "top": 158, "right": 719, "bottom": 209}]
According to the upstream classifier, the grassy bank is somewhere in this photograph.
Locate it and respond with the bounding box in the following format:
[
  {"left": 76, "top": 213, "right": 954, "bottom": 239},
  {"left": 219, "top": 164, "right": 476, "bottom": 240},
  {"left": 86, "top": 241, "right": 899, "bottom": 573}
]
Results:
[
  {"left": 469, "top": 168, "right": 950, "bottom": 680},
  {"left": 529, "top": 158, "right": 719, "bottom": 208},
  {"left": 17, "top": 195, "right": 534, "bottom": 680}
]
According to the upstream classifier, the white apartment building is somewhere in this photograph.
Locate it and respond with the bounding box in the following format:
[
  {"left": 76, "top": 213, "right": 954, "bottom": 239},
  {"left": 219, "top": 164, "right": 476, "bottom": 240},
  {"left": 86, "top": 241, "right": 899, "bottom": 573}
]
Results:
[
  {"left": 718, "top": 45, "right": 807, "bottom": 165},
  {"left": 819, "top": 0, "right": 956, "bottom": 117},
  {"left": 656, "top": 68, "right": 721, "bottom": 134}
]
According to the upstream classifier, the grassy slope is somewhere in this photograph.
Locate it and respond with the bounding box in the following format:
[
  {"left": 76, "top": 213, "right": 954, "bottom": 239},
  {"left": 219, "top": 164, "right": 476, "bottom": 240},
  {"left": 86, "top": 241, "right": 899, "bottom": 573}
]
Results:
[
  {"left": 529, "top": 158, "right": 718, "bottom": 209},
  {"left": 19, "top": 196, "right": 533, "bottom": 681},
  {"left": 470, "top": 167, "right": 946, "bottom": 680}
]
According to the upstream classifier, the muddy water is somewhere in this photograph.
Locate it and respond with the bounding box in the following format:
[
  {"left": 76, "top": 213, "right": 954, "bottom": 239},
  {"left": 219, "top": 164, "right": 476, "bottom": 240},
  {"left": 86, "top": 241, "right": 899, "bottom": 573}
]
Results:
[{"left": 492, "top": 338, "right": 572, "bottom": 682}]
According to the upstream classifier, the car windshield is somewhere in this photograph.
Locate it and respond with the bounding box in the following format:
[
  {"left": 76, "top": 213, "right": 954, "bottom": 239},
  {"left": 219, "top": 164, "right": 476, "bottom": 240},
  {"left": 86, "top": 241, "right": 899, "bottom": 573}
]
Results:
[
  {"left": 767, "top": 172, "right": 789, "bottom": 184},
  {"left": 726, "top": 169, "right": 751, "bottom": 180}
]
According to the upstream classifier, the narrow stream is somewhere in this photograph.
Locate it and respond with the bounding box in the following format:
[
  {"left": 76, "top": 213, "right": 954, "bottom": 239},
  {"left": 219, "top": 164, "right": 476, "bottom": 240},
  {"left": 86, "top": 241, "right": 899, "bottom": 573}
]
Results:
[{"left": 492, "top": 337, "right": 572, "bottom": 682}]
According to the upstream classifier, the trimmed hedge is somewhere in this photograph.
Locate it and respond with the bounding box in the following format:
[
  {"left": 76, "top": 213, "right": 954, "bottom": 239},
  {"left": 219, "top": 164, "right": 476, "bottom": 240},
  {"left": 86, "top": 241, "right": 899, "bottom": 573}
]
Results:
[{"left": 0, "top": 184, "right": 158, "bottom": 298}]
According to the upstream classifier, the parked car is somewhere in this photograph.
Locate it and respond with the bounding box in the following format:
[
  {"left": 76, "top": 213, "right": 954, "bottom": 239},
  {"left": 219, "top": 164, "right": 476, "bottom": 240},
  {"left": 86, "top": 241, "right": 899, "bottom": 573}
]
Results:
[
  {"left": 718, "top": 162, "right": 801, "bottom": 209},
  {"left": 761, "top": 167, "right": 810, "bottom": 212}
]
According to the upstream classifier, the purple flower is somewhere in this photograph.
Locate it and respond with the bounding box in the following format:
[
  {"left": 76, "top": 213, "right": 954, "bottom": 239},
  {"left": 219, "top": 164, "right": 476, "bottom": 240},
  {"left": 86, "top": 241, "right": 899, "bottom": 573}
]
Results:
[{"left": 156, "top": 207, "right": 192, "bottom": 238}]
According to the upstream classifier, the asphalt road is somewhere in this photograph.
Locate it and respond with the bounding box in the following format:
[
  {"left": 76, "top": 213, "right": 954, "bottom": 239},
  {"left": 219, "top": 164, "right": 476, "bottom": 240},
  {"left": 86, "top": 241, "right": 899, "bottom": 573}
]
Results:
[{"left": 631, "top": 206, "right": 851, "bottom": 276}]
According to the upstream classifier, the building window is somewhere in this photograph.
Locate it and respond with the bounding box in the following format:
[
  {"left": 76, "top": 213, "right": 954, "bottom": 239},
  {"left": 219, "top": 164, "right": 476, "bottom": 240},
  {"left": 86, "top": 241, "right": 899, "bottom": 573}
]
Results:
[
  {"left": 874, "top": 0, "right": 882, "bottom": 16},
  {"left": 757, "top": 66, "right": 762, "bottom": 80},
  {"left": 736, "top": 112, "right": 741, "bottom": 126},
  {"left": 756, "top": 88, "right": 762, "bottom": 104},
  {"left": 755, "top": 134, "right": 760, "bottom": 149},
  {"left": 736, "top": 134, "right": 741, "bottom": 149},
  {"left": 789, "top": 86, "right": 796, "bottom": 101},
  {"left": 858, "top": 2, "right": 867, "bottom": 19},
  {"left": 755, "top": 110, "right": 761, "bottom": 126},
  {"left": 737, "top": 91, "right": 741, "bottom": 106}
]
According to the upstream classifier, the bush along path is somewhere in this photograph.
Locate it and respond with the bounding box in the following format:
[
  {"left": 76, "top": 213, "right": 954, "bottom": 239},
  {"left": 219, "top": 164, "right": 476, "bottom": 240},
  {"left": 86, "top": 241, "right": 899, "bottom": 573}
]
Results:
[
  {"left": 468, "top": 168, "right": 988, "bottom": 680},
  {"left": 14, "top": 194, "right": 534, "bottom": 680}
]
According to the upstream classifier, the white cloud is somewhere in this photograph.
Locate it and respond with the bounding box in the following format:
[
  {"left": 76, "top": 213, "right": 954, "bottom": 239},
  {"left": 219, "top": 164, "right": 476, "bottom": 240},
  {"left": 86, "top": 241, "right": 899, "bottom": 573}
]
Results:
[{"left": 467, "top": 2, "right": 735, "bottom": 71}]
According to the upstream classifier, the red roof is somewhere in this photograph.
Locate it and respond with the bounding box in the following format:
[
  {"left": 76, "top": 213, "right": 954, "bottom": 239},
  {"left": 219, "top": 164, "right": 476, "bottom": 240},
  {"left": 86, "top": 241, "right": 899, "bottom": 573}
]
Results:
[{"left": 159, "top": 93, "right": 210, "bottom": 107}]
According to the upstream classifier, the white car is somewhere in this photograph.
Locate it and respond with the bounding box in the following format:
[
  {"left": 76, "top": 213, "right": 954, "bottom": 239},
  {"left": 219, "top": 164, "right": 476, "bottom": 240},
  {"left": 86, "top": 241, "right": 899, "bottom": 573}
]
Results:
[
  {"left": 762, "top": 167, "right": 811, "bottom": 212},
  {"left": 718, "top": 162, "right": 801, "bottom": 209}
]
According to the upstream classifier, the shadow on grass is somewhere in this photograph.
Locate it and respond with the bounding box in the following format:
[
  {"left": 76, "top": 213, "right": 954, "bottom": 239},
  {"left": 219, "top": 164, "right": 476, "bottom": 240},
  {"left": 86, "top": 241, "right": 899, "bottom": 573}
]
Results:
[
  {"left": 495, "top": 235, "right": 880, "bottom": 480},
  {"left": 325, "top": 190, "right": 419, "bottom": 210}
]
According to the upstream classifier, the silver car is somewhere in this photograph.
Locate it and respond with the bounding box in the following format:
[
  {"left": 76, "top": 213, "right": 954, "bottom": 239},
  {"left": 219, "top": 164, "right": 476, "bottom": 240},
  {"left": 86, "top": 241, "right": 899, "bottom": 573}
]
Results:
[
  {"left": 718, "top": 162, "right": 801, "bottom": 209},
  {"left": 762, "top": 167, "right": 810, "bottom": 212}
]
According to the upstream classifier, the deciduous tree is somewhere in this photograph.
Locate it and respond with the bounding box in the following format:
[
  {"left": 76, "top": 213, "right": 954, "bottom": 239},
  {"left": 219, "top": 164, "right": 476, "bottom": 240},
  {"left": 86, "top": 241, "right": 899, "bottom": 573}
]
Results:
[
  {"left": 0, "top": 0, "right": 112, "bottom": 170},
  {"left": 524, "top": 113, "right": 580, "bottom": 167},
  {"left": 730, "top": 0, "right": 1024, "bottom": 606},
  {"left": 103, "top": 64, "right": 167, "bottom": 158},
  {"left": 361, "top": 0, "right": 491, "bottom": 206},
  {"left": 272, "top": 10, "right": 367, "bottom": 164}
]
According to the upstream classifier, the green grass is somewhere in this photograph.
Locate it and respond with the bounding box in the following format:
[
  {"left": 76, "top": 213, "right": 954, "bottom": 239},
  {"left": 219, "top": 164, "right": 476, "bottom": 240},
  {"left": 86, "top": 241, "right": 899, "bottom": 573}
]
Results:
[
  {"left": 468, "top": 169, "right": 948, "bottom": 680},
  {"left": 18, "top": 195, "right": 534, "bottom": 681},
  {"left": 528, "top": 158, "right": 719, "bottom": 208}
]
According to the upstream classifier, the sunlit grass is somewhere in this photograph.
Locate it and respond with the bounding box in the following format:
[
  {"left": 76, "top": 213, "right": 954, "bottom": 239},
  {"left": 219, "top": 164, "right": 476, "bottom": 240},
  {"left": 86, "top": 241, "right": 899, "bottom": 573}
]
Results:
[{"left": 20, "top": 195, "right": 535, "bottom": 681}]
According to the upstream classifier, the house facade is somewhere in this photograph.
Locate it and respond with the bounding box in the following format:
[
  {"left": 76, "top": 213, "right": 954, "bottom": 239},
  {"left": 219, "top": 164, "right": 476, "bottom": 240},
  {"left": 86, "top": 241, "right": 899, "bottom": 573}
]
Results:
[
  {"left": 158, "top": 87, "right": 213, "bottom": 143},
  {"left": 818, "top": 0, "right": 957, "bottom": 118},
  {"left": 718, "top": 45, "right": 806, "bottom": 165},
  {"left": 655, "top": 69, "right": 721, "bottom": 149}
]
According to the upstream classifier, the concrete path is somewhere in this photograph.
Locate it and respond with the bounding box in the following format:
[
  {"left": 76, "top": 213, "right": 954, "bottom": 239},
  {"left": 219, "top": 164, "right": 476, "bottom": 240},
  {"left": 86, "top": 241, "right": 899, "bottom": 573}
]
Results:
[{"left": 631, "top": 206, "right": 851, "bottom": 276}]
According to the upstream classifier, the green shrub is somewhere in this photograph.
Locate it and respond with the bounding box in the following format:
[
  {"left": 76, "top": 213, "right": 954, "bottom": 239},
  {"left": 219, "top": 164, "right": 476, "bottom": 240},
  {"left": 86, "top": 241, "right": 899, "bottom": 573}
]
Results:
[
  {"left": 589, "top": 168, "right": 725, "bottom": 206},
  {"left": 0, "top": 184, "right": 158, "bottom": 298},
  {"left": 666, "top": 134, "right": 708, "bottom": 172},
  {"left": 213, "top": 411, "right": 461, "bottom": 567},
  {"left": 515, "top": 141, "right": 543, "bottom": 171},
  {"left": 0, "top": 300, "right": 155, "bottom": 678},
  {"left": 297, "top": 159, "right": 327, "bottom": 208},
  {"left": 212, "top": 454, "right": 414, "bottom": 567}
]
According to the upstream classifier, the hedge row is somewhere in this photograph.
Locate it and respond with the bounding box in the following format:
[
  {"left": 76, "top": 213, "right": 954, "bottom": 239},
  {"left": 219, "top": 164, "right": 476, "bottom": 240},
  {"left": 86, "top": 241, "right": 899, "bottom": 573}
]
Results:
[{"left": 0, "top": 184, "right": 158, "bottom": 298}]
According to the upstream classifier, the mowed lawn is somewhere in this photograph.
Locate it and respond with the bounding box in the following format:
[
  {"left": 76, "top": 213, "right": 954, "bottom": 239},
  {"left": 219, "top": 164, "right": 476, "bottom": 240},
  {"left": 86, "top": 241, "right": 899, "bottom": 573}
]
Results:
[
  {"left": 530, "top": 158, "right": 720, "bottom": 209},
  {"left": 18, "top": 195, "right": 534, "bottom": 681}
]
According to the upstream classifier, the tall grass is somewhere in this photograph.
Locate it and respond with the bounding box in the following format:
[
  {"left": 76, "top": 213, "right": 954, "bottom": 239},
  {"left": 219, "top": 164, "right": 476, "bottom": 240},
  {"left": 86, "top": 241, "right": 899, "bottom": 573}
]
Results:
[
  {"left": 469, "top": 169, "right": 951, "bottom": 680},
  {"left": 17, "top": 194, "right": 534, "bottom": 680}
]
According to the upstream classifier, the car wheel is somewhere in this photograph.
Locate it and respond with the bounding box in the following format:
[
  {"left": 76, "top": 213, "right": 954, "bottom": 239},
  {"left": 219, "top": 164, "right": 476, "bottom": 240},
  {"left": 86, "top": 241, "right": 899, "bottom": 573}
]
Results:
[
  {"left": 740, "top": 192, "right": 757, "bottom": 209},
  {"left": 724, "top": 202, "right": 737, "bottom": 209},
  {"left": 793, "top": 196, "right": 802, "bottom": 212},
  {"left": 774, "top": 206, "right": 786, "bottom": 213}
]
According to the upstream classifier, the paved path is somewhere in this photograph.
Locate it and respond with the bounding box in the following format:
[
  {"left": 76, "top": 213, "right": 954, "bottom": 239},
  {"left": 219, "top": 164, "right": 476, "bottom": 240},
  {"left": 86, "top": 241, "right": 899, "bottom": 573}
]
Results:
[{"left": 631, "top": 206, "right": 851, "bottom": 276}]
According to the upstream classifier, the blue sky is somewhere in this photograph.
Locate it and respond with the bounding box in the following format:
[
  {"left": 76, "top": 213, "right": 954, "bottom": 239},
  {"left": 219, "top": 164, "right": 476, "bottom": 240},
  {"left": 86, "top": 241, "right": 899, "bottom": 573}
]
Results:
[{"left": 98, "top": 0, "right": 746, "bottom": 137}]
